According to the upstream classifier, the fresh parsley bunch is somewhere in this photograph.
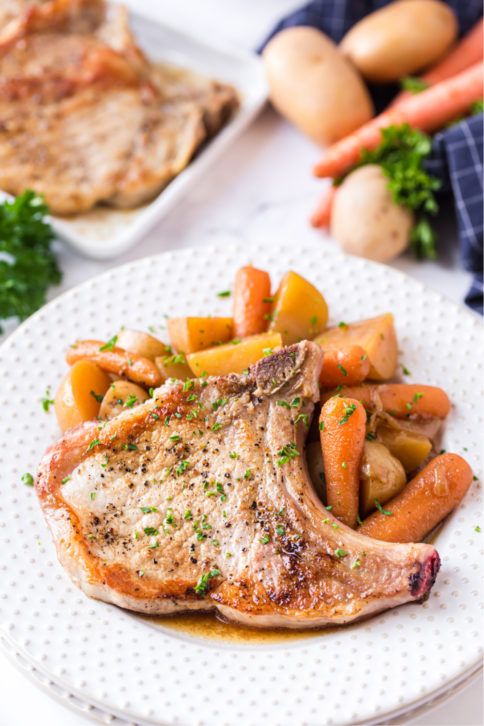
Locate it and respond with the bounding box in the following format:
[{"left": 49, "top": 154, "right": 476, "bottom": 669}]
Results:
[
  {"left": 358, "top": 124, "right": 441, "bottom": 259},
  {"left": 0, "top": 190, "right": 62, "bottom": 331}
]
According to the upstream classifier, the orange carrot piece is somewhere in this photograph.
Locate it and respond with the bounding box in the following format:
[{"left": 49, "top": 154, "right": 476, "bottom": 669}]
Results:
[
  {"left": 394, "top": 19, "right": 484, "bottom": 105},
  {"left": 320, "top": 396, "right": 366, "bottom": 527},
  {"left": 321, "top": 383, "right": 450, "bottom": 419},
  {"left": 357, "top": 453, "right": 473, "bottom": 542},
  {"left": 66, "top": 340, "right": 162, "bottom": 388},
  {"left": 319, "top": 345, "right": 370, "bottom": 388},
  {"left": 313, "top": 63, "right": 484, "bottom": 179},
  {"left": 310, "top": 185, "right": 337, "bottom": 228},
  {"left": 232, "top": 265, "right": 272, "bottom": 338}
]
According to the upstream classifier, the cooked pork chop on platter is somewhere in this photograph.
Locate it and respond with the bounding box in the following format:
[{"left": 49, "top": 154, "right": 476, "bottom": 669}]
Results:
[
  {"left": 36, "top": 341, "right": 440, "bottom": 629},
  {"left": 0, "top": 0, "right": 238, "bottom": 214}
]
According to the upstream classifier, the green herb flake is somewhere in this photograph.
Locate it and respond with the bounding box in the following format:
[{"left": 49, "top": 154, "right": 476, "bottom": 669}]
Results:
[
  {"left": 276, "top": 525, "right": 285, "bottom": 536},
  {"left": 41, "top": 389, "right": 54, "bottom": 412},
  {"left": 123, "top": 393, "right": 138, "bottom": 408},
  {"left": 334, "top": 548, "right": 348, "bottom": 558},
  {"left": 294, "top": 413, "right": 309, "bottom": 427},
  {"left": 319, "top": 420, "right": 325, "bottom": 431},
  {"left": 259, "top": 534, "right": 270, "bottom": 544},
  {"left": 194, "top": 569, "right": 221, "bottom": 596},
  {"left": 87, "top": 438, "right": 100, "bottom": 452},
  {"left": 276, "top": 442, "right": 300, "bottom": 466},
  {"left": 262, "top": 348, "right": 273, "bottom": 357},
  {"left": 90, "top": 390, "right": 104, "bottom": 403},
  {"left": 211, "top": 398, "right": 227, "bottom": 411},
  {"left": 140, "top": 506, "right": 158, "bottom": 514},
  {"left": 374, "top": 499, "right": 392, "bottom": 516},
  {"left": 90, "top": 492, "right": 96, "bottom": 501},
  {"left": 277, "top": 400, "right": 290, "bottom": 408},
  {"left": 22, "top": 472, "right": 34, "bottom": 487},
  {"left": 217, "top": 290, "right": 231, "bottom": 297},
  {"left": 339, "top": 402, "right": 356, "bottom": 425},
  {"left": 401, "top": 364, "right": 411, "bottom": 375},
  {"left": 143, "top": 526, "right": 158, "bottom": 536},
  {"left": 400, "top": 76, "right": 429, "bottom": 94},
  {"left": 99, "top": 335, "right": 118, "bottom": 352},
  {"left": 337, "top": 363, "right": 347, "bottom": 377}
]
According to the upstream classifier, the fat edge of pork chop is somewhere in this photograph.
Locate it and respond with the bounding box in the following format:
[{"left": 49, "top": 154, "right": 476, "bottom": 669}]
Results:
[{"left": 36, "top": 342, "right": 440, "bottom": 628}]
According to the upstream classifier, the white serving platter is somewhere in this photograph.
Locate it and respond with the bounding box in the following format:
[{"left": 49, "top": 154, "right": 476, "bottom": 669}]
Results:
[
  {"left": 0, "top": 240, "right": 482, "bottom": 726},
  {"left": 0, "top": 10, "right": 267, "bottom": 260}
]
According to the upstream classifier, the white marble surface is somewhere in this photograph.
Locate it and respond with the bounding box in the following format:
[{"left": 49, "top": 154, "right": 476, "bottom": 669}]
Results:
[{"left": 0, "top": 1, "right": 481, "bottom": 724}]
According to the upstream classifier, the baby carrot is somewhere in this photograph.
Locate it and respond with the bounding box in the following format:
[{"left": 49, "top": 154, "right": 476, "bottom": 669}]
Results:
[
  {"left": 319, "top": 345, "right": 370, "bottom": 388},
  {"left": 320, "top": 396, "right": 366, "bottom": 527},
  {"left": 66, "top": 340, "right": 162, "bottom": 388},
  {"left": 321, "top": 383, "right": 450, "bottom": 419},
  {"left": 232, "top": 265, "right": 272, "bottom": 338},
  {"left": 310, "top": 185, "right": 337, "bottom": 228},
  {"left": 357, "top": 453, "right": 473, "bottom": 542},
  {"left": 313, "top": 64, "right": 483, "bottom": 179}
]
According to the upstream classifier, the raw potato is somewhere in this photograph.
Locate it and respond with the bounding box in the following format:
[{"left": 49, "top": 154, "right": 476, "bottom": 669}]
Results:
[
  {"left": 99, "top": 381, "right": 149, "bottom": 420},
  {"left": 359, "top": 440, "right": 407, "bottom": 516},
  {"left": 306, "top": 441, "right": 326, "bottom": 503},
  {"left": 263, "top": 26, "right": 374, "bottom": 145},
  {"left": 116, "top": 329, "right": 167, "bottom": 361},
  {"left": 54, "top": 360, "right": 111, "bottom": 433},
  {"left": 155, "top": 351, "right": 192, "bottom": 382},
  {"left": 269, "top": 271, "right": 328, "bottom": 345},
  {"left": 340, "top": 0, "right": 458, "bottom": 82},
  {"left": 187, "top": 332, "right": 282, "bottom": 376},
  {"left": 331, "top": 166, "right": 414, "bottom": 262},
  {"left": 167, "top": 317, "right": 233, "bottom": 354},
  {"left": 377, "top": 426, "right": 432, "bottom": 472},
  {"left": 314, "top": 313, "right": 398, "bottom": 380}
]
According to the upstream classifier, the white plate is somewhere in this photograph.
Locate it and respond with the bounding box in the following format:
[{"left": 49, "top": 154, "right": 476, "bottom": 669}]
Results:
[
  {"left": 0, "top": 240, "right": 482, "bottom": 726},
  {"left": 0, "top": 11, "right": 267, "bottom": 260}
]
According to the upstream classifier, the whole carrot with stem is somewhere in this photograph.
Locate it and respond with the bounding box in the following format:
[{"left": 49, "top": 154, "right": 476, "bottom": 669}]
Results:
[
  {"left": 357, "top": 453, "right": 473, "bottom": 542},
  {"left": 313, "top": 63, "right": 483, "bottom": 179},
  {"left": 232, "top": 265, "right": 272, "bottom": 338},
  {"left": 310, "top": 185, "right": 337, "bottom": 228},
  {"left": 393, "top": 19, "right": 484, "bottom": 106},
  {"left": 320, "top": 383, "right": 450, "bottom": 419},
  {"left": 319, "top": 345, "right": 370, "bottom": 388},
  {"left": 320, "top": 396, "right": 366, "bottom": 527}
]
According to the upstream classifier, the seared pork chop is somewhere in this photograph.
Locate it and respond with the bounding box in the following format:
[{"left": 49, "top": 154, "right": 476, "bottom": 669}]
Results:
[
  {"left": 0, "top": 0, "right": 238, "bottom": 213},
  {"left": 36, "top": 342, "right": 440, "bottom": 628}
]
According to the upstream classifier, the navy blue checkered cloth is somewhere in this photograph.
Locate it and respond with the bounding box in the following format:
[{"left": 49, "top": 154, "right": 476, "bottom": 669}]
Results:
[{"left": 262, "top": 0, "right": 483, "bottom": 313}]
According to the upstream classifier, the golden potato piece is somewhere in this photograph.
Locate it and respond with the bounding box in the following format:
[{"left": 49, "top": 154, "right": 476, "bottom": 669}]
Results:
[
  {"left": 54, "top": 360, "right": 111, "bottom": 433},
  {"left": 99, "top": 381, "right": 149, "bottom": 420},
  {"left": 269, "top": 271, "right": 328, "bottom": 344},
  {"left": 155, "top": 349, "right": 192, "bottom": 383},
  {"left": 315, "top": 313, "right": 397, "bottom": 380},
  {"left": 377, "top": 427, "right": 432, "bottom": 472},
  {"left": 187, "top": 333, "right": 282, "bottom": 377},
  {"left": 116, "top": 329, "right": 167, "bottom": 361},
  {"left": 167, "top": 317, "right": 234, "bottom": 354},
  {"left": 359, "top": 440, "right": 407, "bottom": 516}
]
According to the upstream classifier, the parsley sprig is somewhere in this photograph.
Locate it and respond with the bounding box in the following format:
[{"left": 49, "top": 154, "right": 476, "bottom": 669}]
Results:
[{"left": 0, "top": 191, "right": 61, "bottom": 332}]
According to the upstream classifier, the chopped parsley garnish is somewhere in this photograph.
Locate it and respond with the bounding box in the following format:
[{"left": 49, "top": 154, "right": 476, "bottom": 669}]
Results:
[
  {"left": 259, "top": 534, "right": 270, "bottom": 544},
  {"left": 276, "top": 525, "right": 285, "bottom": 536},
  {"left": 319, "top": 420, "right": 325, "bottom": 431},
  {"left": 338, "top": 321, "right": 348, "bottom": 328},
  {"left": 123, "top": 393, "right": 138, "bottom": 408},
  {"left": 140, "top": 506, "right": 158, "bottom": 513},
  {"left": 262, "top": 348, "right": 273, "bottom": 356},
  {"left": 87, "top": 438, "right": 100, "bottom": 452},
  {"left": 244, "top": 469, "right": 252, "bottom": 480},
  {"left": 290, "top": 397, "right": 301, "bottom": 407},
  {"left": 229, "top": 451, "right": 240, "bottom": 459},
  {"left": 194, "top": 569, "right": 220, "bottom": 596},
  {"left": 399, "top": 76, "right": 429, "bottom": 94},
  {"left": 40, "top": 389, "right": 54, "bottom": 412},
  {"left": 339, "top": 402, "right": 356, "bottom": 425},
  {"left": 164, "top": 508, "right": 176, "bottom": 526},
  {"left": 144, "top": 527, "right": 158, "bottom": 536},
  {"left": 90, "top": 390, "right": 104, "bottom": 403},
  {"left": 99, "top": 335, "right": 118, "bottom": 352},
  {"left": 22, "top": 472, "right": 34, "bottom": 487},
  {"left": 211, "top": 398, "right": 227, "bottom": 411},
  {"left": 356, "top": 514, "right": 363, "bottom": 526},
  {"left": 351, "top": 557, "right": 361, "bottom": 570},
  {"left": 217, "top": 290, "right": 231, "bottom": 297},
  {"left": 263, "top": 296, "right": 276, "bottom": 303},
  {"left": 342, "top": 461, "right": 347, "bottom": 469},
  {"left": 413, "top": 392, "right": 424, "bottom": 402},
  {"left": 276, "top": 442, "right": 299, "bottom": 466},
  {"left": 337, "top": 363, "right": 347, "bottom": 377},
  {"left": 169, "top": 433, "right": 181, "bottom": 442},
  {"left": 148, "top": 540, "right": 159, "bottom": 549},
  {"left": 122, "top": 443, "right": 138, "bottom": 451},
  {"left": 401, "top": 364, "right": 411, "bottom": 375},
  {"left": 184, "top": 509, "right": 192, "bottom": 520},
  {"left": 334, "top": 548, "right": 348, "bottom": 558},
  {"left": 374, "top": 499, "right": 392, "bottom": 516},
  {"left": 212, "top": 423, "right": 222, "bottom": 431},
  {"left": 277, "top": 400, "right": 290, "bottom": 408},
  {"left": 294, "top": 413, "right": 309, "bottom": 427},
  {"left": 90, "top": 492, "right": 96, "bottom": 500},
  {"left": 475, "top": 525, "right": 481, "bottom": 533},
  {"left": 175, "top": 460, "right": 190, "bottom": 476}
]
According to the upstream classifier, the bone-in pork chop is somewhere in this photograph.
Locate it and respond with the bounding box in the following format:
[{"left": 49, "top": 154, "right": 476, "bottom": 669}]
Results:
[
  {"left": 0, "top": 0, "right": 238, "bottom": 213},
  {"left": 36, "top": 342, "right": 440, "bottom": 628}
]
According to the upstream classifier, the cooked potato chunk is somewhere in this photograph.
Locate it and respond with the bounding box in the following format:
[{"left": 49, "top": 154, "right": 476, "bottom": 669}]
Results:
[
  {"left": 377, "top": 427, "right": 432, "bottom": 472},
  {"left": 359, "top": 440, "right": 406, "bottom": 516},
  {"left": 116, "top": 329, "right": 167, "bottom": 361},
  {"left": 314, "top": 313, "right": 397, "bottom": 380},
  {"left": 55, "top": 360, "right": 111, "bottom": 432},
  {"left": 155, "top": 349, "right": 192, "bottom": 382},
  {"left": 99, "top": 381, "right": 149, "bottom": 420},
  {"left": 269, "top": 271, "right": 328, "bottom": 344},
  {"left": 167, "top": 317, "right": 234, "bottom": 354},
  {"left": 187, "top": 332, "right": 283, "bottom": 376}
]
